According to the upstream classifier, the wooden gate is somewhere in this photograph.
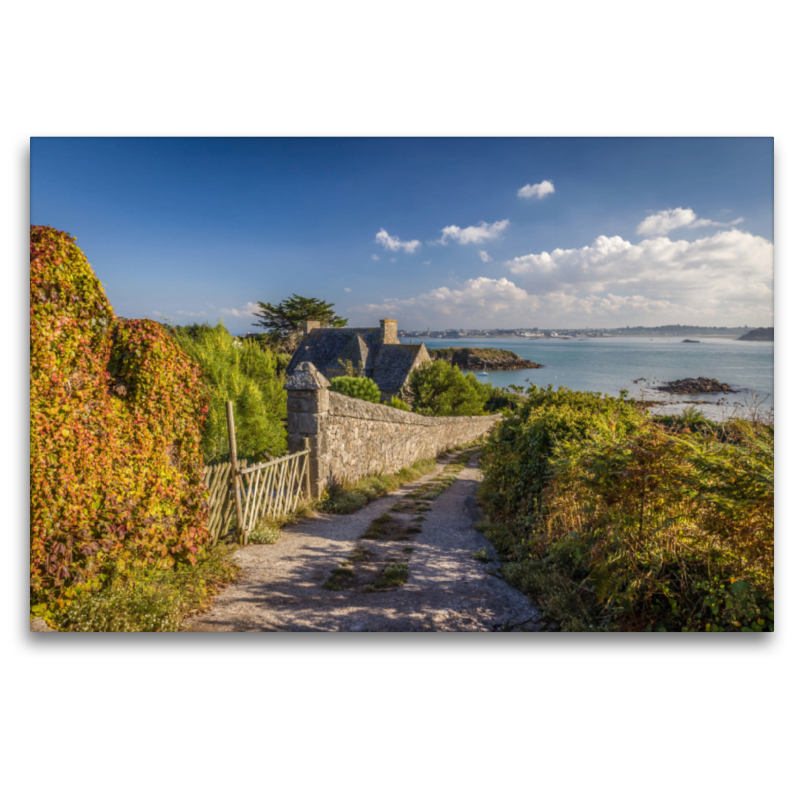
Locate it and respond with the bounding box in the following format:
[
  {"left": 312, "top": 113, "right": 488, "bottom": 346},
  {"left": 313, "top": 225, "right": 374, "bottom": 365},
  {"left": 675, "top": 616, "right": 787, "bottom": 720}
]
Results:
[
  {"left": 238, "top": 449, "right": 310, "bottom": 540},
  {"left": 201, "top": 402, "right": 311, "bottom": 545}
]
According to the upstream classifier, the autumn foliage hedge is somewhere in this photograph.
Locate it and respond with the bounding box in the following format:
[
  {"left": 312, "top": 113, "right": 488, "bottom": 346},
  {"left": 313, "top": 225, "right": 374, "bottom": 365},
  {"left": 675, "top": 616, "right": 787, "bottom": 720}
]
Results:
[{"left": 30, "top": 226, "right": 211, "bottom": 610}]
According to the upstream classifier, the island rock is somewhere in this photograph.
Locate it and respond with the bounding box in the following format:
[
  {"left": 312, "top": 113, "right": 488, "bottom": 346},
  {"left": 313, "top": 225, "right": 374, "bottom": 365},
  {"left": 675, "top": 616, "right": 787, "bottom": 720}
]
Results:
[
  {"left": 429, "top": 347, "right": 543, "bottom": 371},
  {"left": 738, "top": 328, "right": 774, "bottom": 341},
  {"left": 655, "top": 377, "right": 737, "bottom": 394}
]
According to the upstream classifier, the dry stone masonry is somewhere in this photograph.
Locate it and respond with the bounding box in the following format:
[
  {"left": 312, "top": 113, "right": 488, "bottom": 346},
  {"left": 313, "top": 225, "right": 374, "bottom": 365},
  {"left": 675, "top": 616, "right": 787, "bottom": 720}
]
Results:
[{"left": 286, "top": 362, "right": 501, "bottom": 497}]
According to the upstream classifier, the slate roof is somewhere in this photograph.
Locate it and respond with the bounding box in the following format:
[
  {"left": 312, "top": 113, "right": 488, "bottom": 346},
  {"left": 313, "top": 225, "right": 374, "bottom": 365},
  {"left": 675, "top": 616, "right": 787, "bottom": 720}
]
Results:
[
  {"left": 286, "top": 326, "right": 427, "bottom": 394},
  {"left": 372, "top": 344, "right": 425, "bottom": 393},
  {"left": 330, "top": 333, "right": 369, "bottom": 374}
]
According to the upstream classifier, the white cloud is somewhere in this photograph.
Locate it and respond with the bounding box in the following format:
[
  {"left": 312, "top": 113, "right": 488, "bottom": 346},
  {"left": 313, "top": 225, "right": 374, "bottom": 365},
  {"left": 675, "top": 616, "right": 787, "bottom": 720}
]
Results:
[
  {"left": 479, "top": 250, "right": 492, "bottom": 263},
  {"left": 422, "top": 261, "right": 431, "bottom": 265},
  {"left": 636, "top": 208, "right": 697, "bottom": 236},
  {"left": 438, "top": 219, "right": 509, "bottom": 245},
  {"left": 390, "top": 257, "right": 397, "bottom": 263},
  {"left": 349, "top": 219, "right": 773, "bottom": 329},
  {"left": 503, "top": 228, "right": 773, "bottom": 324},
  {"left": 344, "top": 288, "right": 351, "bottom": 292},
  {"left": 371, "top": 254, "right": 379, "bottom": 261},
  {"left": 219, "top": 301, "right": 261, "bottom": 318},
  {"left": 347, "top": 276, "right": 689, "bottom": 330},
  {"left": 350, "top": 277, "right": 534, "bottom": 324},
  {"left": 636, "top": 207, "right": 745, "bottom": 236},
  {"left": 690, "top": 216, "right": 745, "bottom": 229},
  {"left": 517, "top": 179, "right": 555, "bottom": 199},
  {"left": 375, "top": 228, "right": 421, "bottom": 254}
]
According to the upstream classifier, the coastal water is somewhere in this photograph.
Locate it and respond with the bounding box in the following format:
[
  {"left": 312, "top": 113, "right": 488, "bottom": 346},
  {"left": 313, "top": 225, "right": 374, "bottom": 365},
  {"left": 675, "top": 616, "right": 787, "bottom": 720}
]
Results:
[{"left": 406, "top": 336, "right": 774, "bottom": 420}]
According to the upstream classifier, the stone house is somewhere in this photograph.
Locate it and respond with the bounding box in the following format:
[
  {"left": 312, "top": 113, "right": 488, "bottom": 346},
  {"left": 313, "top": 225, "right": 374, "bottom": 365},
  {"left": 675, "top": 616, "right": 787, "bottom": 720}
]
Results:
[{"left": 285, "top": 318, "right": 430, "bottom": 401}]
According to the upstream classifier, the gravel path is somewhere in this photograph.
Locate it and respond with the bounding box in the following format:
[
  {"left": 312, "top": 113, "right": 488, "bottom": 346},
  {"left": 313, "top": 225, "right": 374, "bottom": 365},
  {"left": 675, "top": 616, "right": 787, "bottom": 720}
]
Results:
[{"left": 186, "top": 451, "right": 541, "bottom": 632}]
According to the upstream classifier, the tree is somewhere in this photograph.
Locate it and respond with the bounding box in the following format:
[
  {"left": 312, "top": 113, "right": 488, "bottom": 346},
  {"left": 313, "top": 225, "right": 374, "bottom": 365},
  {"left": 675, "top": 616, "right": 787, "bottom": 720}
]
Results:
[
  {"left": 403, "top": 361, "right": 492, "bottom": 417},
  {"left": 172, "top": 322, "right": 287, "bottom": 463},
  {"left": 252, "top": 294, "right": 347, "bottom": 352}
]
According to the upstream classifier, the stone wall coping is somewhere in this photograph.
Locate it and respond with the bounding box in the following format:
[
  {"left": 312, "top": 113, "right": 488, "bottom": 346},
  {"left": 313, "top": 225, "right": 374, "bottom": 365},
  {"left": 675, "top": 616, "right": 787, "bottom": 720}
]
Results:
[
  {"left": 328, "top": 390, "right": 502, "bottom": 427},
  {"left": 285, "top": 361, "right": 330, "bottom": 391}
]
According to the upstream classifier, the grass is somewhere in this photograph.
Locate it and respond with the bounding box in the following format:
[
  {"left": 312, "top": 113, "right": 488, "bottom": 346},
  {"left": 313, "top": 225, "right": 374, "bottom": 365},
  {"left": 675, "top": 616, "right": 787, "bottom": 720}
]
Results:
[
  {"left": 473, "top": 547, "right": 491, "bottom": 563},
  {"left": 359, "top": 513, "right": 394, "bottom": 540},
  {"left": 347, "top": 545, "right": 372, "bottom": 563},
  {"left": 364, "top": 562, "right": 409, "bottom": 592},
  {"left": 322, "top": 565, "right": 356, "bottom": 591},
  {"left": 53, "top": 544, "right": 241, "bottom": 632},
  {"left": 319, "top": 458, "right": 438, "bottom": 514},
  {"left": 247, "top": 520, "right": 282, "bottom": 544}
]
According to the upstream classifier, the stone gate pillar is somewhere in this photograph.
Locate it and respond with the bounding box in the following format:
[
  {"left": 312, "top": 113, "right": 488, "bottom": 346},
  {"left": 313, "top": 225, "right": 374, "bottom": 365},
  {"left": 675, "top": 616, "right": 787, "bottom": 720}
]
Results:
[{"left": 285, "top": 362, "right": 330, "bottom": 498}]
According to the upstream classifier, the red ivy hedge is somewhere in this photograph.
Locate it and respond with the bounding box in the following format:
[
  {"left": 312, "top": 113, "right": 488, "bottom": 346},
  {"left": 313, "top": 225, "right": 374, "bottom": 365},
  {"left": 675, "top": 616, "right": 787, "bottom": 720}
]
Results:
[{"left": 30, "top": 225, "right": 211, "bottom": 608}]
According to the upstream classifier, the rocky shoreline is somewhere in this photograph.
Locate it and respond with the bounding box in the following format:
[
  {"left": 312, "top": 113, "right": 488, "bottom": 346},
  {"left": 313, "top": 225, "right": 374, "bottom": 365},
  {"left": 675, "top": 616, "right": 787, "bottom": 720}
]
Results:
[
  {"left": 655, "top": 377, "right": 737, "bottom": 394},
  {"left": 429, "top": 347, "right": 543, "bottom": 371}
]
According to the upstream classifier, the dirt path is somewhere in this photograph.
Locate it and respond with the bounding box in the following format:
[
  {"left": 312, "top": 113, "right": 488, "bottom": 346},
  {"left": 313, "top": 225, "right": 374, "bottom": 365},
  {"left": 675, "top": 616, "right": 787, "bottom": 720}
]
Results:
[{"left": 186, "top": 451, "right": 541, "bottom": 632}]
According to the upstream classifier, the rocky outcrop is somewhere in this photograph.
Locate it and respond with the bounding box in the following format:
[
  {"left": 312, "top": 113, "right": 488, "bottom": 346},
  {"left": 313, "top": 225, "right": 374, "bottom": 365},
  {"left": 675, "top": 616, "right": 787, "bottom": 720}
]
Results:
[
  {"left": 738, "top": 328, "right": 774, "bottom": 341},
  {"left": 429, "top": 347, "right": 542, "bottom": 371},
  {"left": 655, "top": 377, "right": 737, "bottom": 394}
]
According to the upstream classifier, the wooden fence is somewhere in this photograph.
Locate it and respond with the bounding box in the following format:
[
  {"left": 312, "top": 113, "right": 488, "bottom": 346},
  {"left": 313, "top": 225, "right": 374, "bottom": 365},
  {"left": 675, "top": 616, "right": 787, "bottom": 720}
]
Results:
[{"left": 201, "top": 401, "right": 310, "bottom": 546}]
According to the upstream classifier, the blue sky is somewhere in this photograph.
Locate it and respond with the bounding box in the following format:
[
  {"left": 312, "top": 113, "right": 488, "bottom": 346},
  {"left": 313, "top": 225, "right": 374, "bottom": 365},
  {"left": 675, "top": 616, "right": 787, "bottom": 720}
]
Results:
[{"left": 31, "top": 137, "right": 774, "bottom": 332}]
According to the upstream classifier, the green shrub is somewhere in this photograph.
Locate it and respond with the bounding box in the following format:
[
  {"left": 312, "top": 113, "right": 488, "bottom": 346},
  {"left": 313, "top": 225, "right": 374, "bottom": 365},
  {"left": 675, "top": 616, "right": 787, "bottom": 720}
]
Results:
[
  {"left": 30, "top": 226, "right": 210, "bottom": 612},
  {"left": 480, "top": 384, "right": 642, "bottom": 527},
  {"left": 403, "top": 360, "right": 492, "bottom": 417},
  {"left": 172, "top": 322, "right": 287, "bottom": 463},
  {"left": 329, "top": 376, "right": 382, "bottom": 404},
  {"left": 385, "top": 396, "right": 412, "bottom": 412},
  {"left": 478, "top": 384, "right": 774, "bottom": 631},
  {"left": 483, "top": 386, "right": 526, "bottom": 414},
  {"left": 52, "top": 544, "right": 240, "bottom": 631}
]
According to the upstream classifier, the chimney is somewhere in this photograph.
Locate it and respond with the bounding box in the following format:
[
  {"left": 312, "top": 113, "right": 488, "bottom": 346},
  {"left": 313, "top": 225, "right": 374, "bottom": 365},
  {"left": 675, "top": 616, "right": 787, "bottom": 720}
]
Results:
[
  {"left": 379, "top": 319, "right": 399, "bottom": 344},
  {"left": 303, "top": 320, "right": 321, "bottom": 336}
]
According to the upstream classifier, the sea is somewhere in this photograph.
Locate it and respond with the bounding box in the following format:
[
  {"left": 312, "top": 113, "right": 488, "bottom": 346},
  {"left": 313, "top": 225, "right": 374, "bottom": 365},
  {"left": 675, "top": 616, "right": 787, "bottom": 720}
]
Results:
[{"left": 404, "top": 336, "right": 775, "bottom": 421}]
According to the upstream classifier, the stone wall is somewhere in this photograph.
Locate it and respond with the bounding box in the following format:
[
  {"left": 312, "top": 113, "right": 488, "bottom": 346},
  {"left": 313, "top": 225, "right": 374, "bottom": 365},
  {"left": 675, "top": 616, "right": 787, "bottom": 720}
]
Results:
[{"left": 286, "top": 362, "right": 501, "bottom": 497}]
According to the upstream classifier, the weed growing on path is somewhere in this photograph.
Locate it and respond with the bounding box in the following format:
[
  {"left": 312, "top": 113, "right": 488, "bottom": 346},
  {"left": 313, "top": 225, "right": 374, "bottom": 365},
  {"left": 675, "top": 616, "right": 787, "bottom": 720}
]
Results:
[
  {"left": 248, "top": 521, "right": 282, "bottom": 544},
  {"left": 365, "top": 563, "right": 409, "bottom": 592},
  {"left": 322, "top": 566, "right": 356, "bottom": 591}
]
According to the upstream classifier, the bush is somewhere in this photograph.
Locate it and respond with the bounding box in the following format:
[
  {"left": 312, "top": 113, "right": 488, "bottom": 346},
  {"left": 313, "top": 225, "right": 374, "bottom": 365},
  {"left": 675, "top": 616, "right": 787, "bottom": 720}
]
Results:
[
  {"left": 478, "top": 384, "right": 774, "bottom": 631},
  {"left": 52, "top": 544, "right": 240, "bottom": 631},
  {"left": 483, "top": 386, "right": 526, "bottom": 414},
  {"left": 329, "top": 376, "right": 382, "bottom": 404},
  {"left": 385, "top": 396, "right": 412, "bottom": 412},
  {"left": 403, "top": 360, "right": 492, "bottom": 417},
  {"left": 30, "top": 226, "right": 210, "bottom": 611},
  {"left": 171, "top": 322, "right": 287, "bottom": 463},
  {"left": 480, "top": 384, "right": 642, "bottom": 527}
]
